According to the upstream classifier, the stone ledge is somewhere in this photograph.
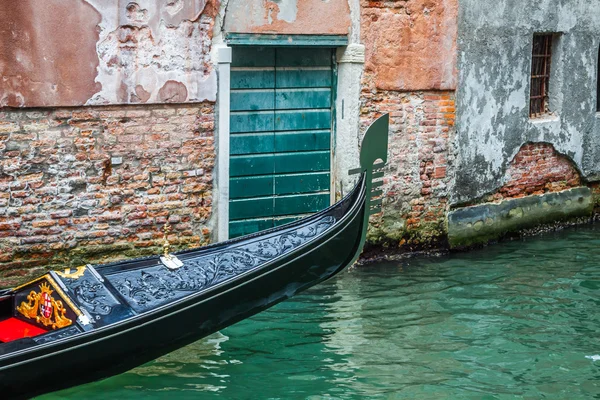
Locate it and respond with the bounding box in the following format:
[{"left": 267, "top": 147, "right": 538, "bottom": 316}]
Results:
[
  {"left": 448, "top": 187, "right": 593, "bottom": 248},
  {"left": 336, "top": 44, "right": 365, "bottom": 64}
]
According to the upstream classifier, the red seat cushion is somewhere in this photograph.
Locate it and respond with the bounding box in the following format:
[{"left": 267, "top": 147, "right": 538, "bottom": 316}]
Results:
[{"left": 0, "top": 317, "right": 48, "bottom": 342}]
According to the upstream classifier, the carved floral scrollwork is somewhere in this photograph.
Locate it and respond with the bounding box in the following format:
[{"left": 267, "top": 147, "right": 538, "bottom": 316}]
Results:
[
  {"left": 110, "top": 216, "right": 336, "bottom": 312},
  {"left": 33, "top": 326, "right": 81, "bottom": 344},
  {"left": 71, "top": 279, "right": 113, "bottom": 317}
]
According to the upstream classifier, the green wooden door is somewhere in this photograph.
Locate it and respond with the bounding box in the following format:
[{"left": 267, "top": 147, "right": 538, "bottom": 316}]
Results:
[{"left": 229, "top": 47, "right": 334, "bottom": 238}]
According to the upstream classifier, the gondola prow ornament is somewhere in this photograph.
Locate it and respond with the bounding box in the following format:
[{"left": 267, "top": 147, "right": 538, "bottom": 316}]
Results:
[
  {"left": 348, "top": 113, "right": 389, "bottom": 265},
  {"left": 0, "top": 115, "right": 389, "bottom": 399},
  {"left": 160, "top": 221, "right": 183, "bottom": 270}
]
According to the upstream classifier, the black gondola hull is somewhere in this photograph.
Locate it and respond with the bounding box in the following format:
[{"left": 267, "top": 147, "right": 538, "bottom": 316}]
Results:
[
  {"left": 0, "top": 113, "right": 390, "bottom": 399},
  {"left": 0, "top": 181, "right": 366, "bottom": 399}
]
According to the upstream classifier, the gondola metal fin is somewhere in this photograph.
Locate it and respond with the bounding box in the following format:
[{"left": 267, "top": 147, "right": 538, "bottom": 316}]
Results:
[
  {"left": 370, "top": 198, "right": 383, "bottom": 208},
  {"left": 369, "top": 206, "right": 382, "bottom": 215}
]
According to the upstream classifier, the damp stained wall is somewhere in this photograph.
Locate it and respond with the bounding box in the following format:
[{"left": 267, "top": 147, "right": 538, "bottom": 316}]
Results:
[
  {"left": 358, "top": 0, "right": 458, "bottom": 248},
  {"left": 0, "top": 0, "right": 219, "bottom": 108},
  {"left": 0, "top": 0, "right": 102, "bottom": 107},
  {"left": 454, "top": 0, "right": 600, "bottom": 204},
  {"left": 361, "top": 0, "right": 458, "bottom": 91},
  {"left": 224, "top": 0, "right": 351, "bottom": 35}
]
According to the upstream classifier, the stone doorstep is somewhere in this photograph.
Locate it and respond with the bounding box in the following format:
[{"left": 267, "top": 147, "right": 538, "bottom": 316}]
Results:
[{"left": 447, "top": 186, "right": 594, "bottom": 249}]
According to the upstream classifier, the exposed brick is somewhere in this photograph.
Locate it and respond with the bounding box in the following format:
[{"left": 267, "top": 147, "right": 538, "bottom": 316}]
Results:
[
  {"left": 0, "top": 103, "right": 215, "bottom": 283},
  {"left": 360, "top": 89, "right": 455, "bottom": 248},
  {"left": 127, "top": 211, "right": 148, "bottom": 220},
  {"left": 487, "top": 143, "right": 582, "bottom": 202},
  {"left": 434, "top": 167, "right": 446, "bottom": 179},
  {"left": 31, "top": 220, "right": 57, "bottom": 228},
  {"left": 0, "top": 222, "right": 21, "bottom": 231}
]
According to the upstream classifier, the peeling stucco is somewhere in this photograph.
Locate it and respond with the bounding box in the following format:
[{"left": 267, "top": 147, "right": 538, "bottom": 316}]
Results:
[
  {"left": 224, "top": 0, "right": 350, "bottom": 35},
  {"left": 0, "top": 0, "right": 102, "bottom": 107},
  {"left": 0, "top": 0, "right": 219, "bottom": 108},
  {"left": 454, "top": 0, "right": 600, "bottom": 204},
  {"left": 85, "top": 0, "right": 219, "bottom": 105}
]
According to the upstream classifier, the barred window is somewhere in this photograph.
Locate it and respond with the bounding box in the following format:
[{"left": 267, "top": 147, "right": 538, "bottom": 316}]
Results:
[
  {"left": 597, "top": 44, "right": 600, "bottom": 112},
  {"left": 530, "top": 34, "right": 553, "bottom": 117}
]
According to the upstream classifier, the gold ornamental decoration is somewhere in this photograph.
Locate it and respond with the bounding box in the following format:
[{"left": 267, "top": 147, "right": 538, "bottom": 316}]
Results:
[
  {"left": 16, "top": 282, "right": 73, "bottom": 329},
  {"left": 55, "top": 265, "right": 87, "bottom": 280},
  {"left": 162, "top": 221, "right": 173, "bottom": 258},
  {"left": 159, "top": 221, "right": 184, "bottom": 270}
]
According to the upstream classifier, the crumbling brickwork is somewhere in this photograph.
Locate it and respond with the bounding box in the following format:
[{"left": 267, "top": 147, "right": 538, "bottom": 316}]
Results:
[
  {"left": 0, "top": 104, "right": 215, "bottom": 287},
  {"left": 360, "top": 0, "right": 457, "bottom": 249},
  {"left": 486, "top": 143, "right": 582, "bottom": 202},
  {"left": 360, "top": 89, "right": 455, "bottom": 248}
]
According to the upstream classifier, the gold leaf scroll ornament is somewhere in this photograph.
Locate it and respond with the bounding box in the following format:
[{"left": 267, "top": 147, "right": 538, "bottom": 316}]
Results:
[
  {"left": 16, "top": 282, "right": 73, "bottom": 329},
  {"left": 55, "top": 265, "right": 87, "bottom": 280}
]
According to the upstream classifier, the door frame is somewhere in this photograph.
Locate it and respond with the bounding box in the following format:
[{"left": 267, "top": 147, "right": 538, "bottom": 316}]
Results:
[{"left": 216, "top": 34, "right": 349, "bottom": 241}]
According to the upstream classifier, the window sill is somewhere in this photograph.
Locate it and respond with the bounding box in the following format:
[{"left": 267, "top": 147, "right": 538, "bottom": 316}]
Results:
[{"left": 529, "top": 114, "right": 559, "bottom": 124}]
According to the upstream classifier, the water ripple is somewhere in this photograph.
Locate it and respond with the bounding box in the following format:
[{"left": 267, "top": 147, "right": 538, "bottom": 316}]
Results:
[{"left": 42, "top": 225, "right": 600, "bottom": 399}]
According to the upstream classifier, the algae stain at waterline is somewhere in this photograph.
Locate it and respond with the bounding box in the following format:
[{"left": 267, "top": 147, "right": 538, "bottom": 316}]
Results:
[{"left": 447, "top": 187, "right": 593, "bottom": 248}]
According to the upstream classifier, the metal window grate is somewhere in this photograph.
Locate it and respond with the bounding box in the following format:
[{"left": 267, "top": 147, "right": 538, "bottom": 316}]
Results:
[
  {"left": 530, "top": 34, "right": 553, "bottom": 117},
  {"left": 597, "top": 45, "right": 600, "bottom": 112}
]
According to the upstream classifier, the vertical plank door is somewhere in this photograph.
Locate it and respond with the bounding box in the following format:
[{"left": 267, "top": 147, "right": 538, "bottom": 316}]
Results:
[{"left": 229, "top": 47, "right": 333, "bottom": 238}]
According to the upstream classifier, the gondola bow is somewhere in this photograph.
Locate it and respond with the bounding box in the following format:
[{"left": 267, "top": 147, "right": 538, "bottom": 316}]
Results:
[{"left": 0, "top": 114, "right": 389, "bottom": 398}]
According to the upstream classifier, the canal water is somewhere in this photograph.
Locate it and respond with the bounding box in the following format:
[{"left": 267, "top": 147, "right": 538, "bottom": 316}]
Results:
[{"left": 42, "top": 225, "right": 600, "bottom": 399}]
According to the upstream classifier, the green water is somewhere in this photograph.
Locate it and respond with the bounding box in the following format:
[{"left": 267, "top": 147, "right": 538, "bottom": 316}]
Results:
[{"left": 42, "top": 225, "right": 600, "bottom": 399}]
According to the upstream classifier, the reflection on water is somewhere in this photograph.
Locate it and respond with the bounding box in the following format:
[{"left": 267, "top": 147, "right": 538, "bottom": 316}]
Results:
[
  {"left": 130, "top": 332, "right": 230, "bottom": 393},
  {"left": 42, "top": 225, "right": 600, "bottom": 399}
]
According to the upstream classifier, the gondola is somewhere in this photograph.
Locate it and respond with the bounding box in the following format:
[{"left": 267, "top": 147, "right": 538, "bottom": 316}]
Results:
[{"left": 0, "top": 115, "right": 389, "bottom": 398}]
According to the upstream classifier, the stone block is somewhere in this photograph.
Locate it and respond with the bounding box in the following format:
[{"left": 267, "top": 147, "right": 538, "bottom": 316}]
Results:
[{"left": 448, "top": 187, "right": 593, "bottom": 248}]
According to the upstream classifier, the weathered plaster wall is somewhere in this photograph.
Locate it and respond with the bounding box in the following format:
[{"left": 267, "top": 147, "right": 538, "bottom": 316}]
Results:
[
  {"left": 0, "top": 0, "right": 102, "bottom": 107},
  {"left": 224, "top": 0, "right": 351, "bottom": 35},
  {"left": 0, "top": 104, "right": 215, "bottom": 288},
  {"left": 0, "top": 0, "right": 219, "bottom": 107},
  {"left": 358, "top": 0, "right": 457, "bottom": 249},
  {"left": 86, "top": 0, "right": 219, "bottom": 105},
  {"left": 447, "top": 141, "right": 590, "bottom": 247},
  {"left": 361, "top": 0, "right": 458, "bottom": 91},
  {"left": 455, "top": 0, "right": 600, "bottom": 204}
]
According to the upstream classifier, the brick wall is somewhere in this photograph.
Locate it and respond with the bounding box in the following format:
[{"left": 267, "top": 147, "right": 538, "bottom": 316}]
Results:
[
  {"left": 0, "top": 103, "right": 215, "bottom": 287},
  {"left": 360, "top": 0, "right": 457, "bottom": 251},
  {"left": 360, "top": 89, "right": 455, "bottom": 249},
  {"left": 485, "top": 142, "right": 582, "bottom": 202}
]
